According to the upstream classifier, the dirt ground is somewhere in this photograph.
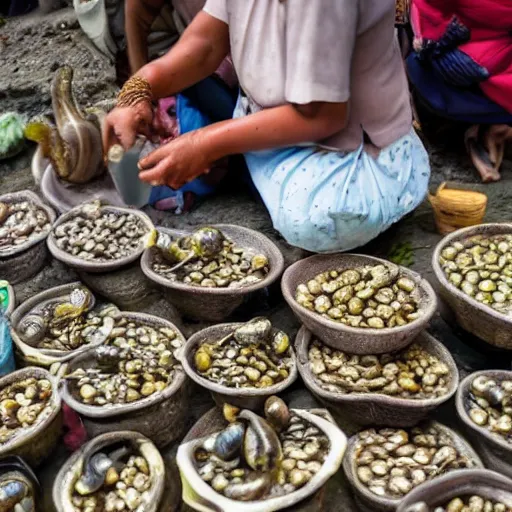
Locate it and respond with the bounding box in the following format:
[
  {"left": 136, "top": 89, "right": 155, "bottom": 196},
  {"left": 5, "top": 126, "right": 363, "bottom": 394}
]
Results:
[{"left": 1, "top": 6, "right": 512, "bottom": 511}]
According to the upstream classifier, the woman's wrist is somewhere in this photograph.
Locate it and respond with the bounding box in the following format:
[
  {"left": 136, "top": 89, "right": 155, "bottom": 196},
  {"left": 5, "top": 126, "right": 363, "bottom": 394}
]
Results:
[{"left": 117, "top": 75, "right": 153, "bottom": 108}]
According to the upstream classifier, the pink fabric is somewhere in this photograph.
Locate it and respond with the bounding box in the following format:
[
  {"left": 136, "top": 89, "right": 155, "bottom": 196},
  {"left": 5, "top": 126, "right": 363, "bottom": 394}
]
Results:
[{"left": 413, "top": 0, "right": 512, "bottom": 113}]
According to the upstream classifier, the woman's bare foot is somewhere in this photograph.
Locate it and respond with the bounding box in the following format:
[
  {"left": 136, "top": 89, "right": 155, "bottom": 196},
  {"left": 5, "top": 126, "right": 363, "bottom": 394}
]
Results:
[{"left": 465, "top": 124, "right": 505, "bottom": 182}]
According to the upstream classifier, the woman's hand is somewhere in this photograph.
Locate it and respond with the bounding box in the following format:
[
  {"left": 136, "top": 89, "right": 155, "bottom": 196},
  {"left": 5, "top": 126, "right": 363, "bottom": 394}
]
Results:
[
  {"left": 102, "top": 101, "right": 154, "bottom": 152},
  {"left": 138, "top": 129, "right": 212, "bottom": 189}
]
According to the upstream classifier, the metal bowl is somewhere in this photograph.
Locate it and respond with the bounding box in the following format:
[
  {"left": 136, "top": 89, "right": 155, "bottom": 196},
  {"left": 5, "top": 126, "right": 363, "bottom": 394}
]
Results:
[
  {"left": 432, "top": 223, "right": 512, "bottom": 349},
  {"left": 141, "top": 225, "right": 284, "bottom": 322},
  {"left": 282, "top": 254, "right": 437, "bottom": 354},
  {"left": 295, "top": 326, "right": 458, "bottom": 427}
]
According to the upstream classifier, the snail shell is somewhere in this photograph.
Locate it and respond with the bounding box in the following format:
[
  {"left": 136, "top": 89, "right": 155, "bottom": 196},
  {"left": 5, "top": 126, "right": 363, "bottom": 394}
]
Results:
[
  {"left": 264, "top": 396, "right": 290, "bottom": 432},
  {"left": 0, "top": 480, "right": 30, "bottom": 511},
  {"left": 17, "top": 315, "right": 47, "bottom": 346},
  {"left": 234, "top": 318, "right": 272, "bottom": 346},
  {"left": 213, "top": 422, "right": 245, "bottom": 461},
  {"left": 239, "top": 410, "right": 283, "bottom": 472},
  {"left": 223, "top": 472, "right": 273, "bottom": 502},
  {"left": 74, "top": 452, "right": 114, "bottom": 496},
  {"left": 189, "top": 227, "right": 225, "bottom": 258}
]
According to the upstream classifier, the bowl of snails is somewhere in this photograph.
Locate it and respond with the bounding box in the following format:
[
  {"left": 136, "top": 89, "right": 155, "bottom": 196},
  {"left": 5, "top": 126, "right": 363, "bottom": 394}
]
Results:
[
  {"left": 59, "top": 312, "right": 189, "bottom": 448},
  {"left": 10, "top": 282, "right": 119, "bottom": 369},
  {"left": 177, "top": 396, "right": 347, "bottom": 512},
  {"left": 179, "top": 318, "right": 298, "bottom": 411},
  {"left": 455, "top": 370, "right": 512, "bottom": 479},
  {"left": 47, "top": 200, "right": 153, "bottom": 273},
  {"left": 282, "top": 254, "right": 437, "bottom": 354},
  {"left": 295, "top": 327, "right": 458, "bottom": 427},
  {"left": 140, "top": 225, "right": 284, "bottom": 321},
  {"left": 432, "top": 223, "right": 512, "bottom": 349},
  {"left": 342, "top": 421, "right": 483, "bottom": 512},
  {"left": 53, "top": 431, "right": 167, "bottom": 512},
  {"left": 0, "top": 190, "right": 56, "bottom": 284},
  {"left": 0, "top": 366, "right": 62, "bottom": 467},
  {"left": 396, "top": 468, "right": 512, "bottom": 512}
]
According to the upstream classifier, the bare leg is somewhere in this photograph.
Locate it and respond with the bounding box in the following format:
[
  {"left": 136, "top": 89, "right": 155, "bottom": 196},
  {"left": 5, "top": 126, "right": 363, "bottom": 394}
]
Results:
[{"left": 464, "top": 124, "right": 511, "bottom": 183}]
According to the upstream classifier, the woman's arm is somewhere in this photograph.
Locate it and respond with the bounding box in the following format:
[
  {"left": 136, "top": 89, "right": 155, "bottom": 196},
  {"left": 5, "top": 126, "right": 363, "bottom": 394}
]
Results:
[
  {"left": 125, "top": 0, "right": 166, "bottom": 73},
  {"left": 137, "top": 11, "right": 230, "bottom": 99},
  {"left": 138, "top": 101, "right": 348, "bottom": 188}
]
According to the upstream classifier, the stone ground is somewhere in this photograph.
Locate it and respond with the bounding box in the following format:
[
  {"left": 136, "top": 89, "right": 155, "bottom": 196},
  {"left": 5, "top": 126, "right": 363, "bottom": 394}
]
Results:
[{"left": 1, "top": 6, "right": 512, "bottom": 511}]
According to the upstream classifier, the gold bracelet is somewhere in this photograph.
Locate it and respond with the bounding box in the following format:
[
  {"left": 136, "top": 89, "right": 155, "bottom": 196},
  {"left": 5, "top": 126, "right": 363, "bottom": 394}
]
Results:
[{"left": 117, "top": 76, "right": 153, "bottom": 108}]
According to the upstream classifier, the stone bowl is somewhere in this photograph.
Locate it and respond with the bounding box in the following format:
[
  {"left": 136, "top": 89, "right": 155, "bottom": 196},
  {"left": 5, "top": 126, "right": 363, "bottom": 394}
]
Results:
[
  {"left": 0, "top": 190, "right": 56, "bottom": 284},
  {"left": 53, "top": 430, "right": 166, "bottom": 512},
  {"left": 47, "top": 203, "right": 154, "bottom": 273},
  {"left": 295, "top": 326, "right": 459, "bottom": 427},
  {"left": 140, "top": 225, "right": 285, "bottom": 322},
  {"left": 0, "top": 367, "right": 62, "bottom": 467},
  {"left": 177, "top": 408, "right": 347, "bottom": 512},
  {"left": 397, "top": 469, "right": 512, "bottom": 512},
  {"left": 282, "top": 254, "right": 437, "bottom": 354},
  {"left": 10, "top": 282, "right": 119, "bottom": 369},
  {"left": 455, "top": 370, "right": 512, "bottom": 479},
  {"left": 342, "top": 421, "right": 484, "bottom": 512},
  {"left": 59, "top": 311, "right": 189, "bottom": 448},
  {"left": 432, "top": 223, "right": 512, "bottom": 349},
  {"left": 179, "top": 322, "right": 298, "bottom": 411}
]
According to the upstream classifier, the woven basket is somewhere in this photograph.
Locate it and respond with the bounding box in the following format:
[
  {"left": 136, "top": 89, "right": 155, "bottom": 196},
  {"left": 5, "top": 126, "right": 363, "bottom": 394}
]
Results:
[{"left": 428, "top": 182, "right": 487, "bottom": 235}]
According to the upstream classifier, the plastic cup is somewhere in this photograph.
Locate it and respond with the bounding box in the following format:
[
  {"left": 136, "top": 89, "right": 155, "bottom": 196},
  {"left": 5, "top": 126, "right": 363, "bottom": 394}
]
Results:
[{"left": 107, "top": 141, "right": 153, "bottom": 208}]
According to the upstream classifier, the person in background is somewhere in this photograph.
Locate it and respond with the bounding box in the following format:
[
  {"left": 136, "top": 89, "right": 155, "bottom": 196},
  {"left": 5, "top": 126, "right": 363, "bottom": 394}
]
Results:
[
  {"left": 124, "top": 0, "right": 237, "bottom": 212},
  {"left": 104, "top": 0, "right": 430, "bottom": 253},
  {"left": 407, "top": 0, "right": 512, "bottom": 183}
]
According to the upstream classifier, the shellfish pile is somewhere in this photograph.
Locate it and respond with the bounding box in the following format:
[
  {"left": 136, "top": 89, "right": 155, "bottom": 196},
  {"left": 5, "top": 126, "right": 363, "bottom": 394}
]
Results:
[
  {"left": 436, "top": 496, "right": 509, "bottom": 512},
  {"left": 194, "top": 397, "right": 329, "bottom": 501},
  {"left": 150, "top": 226, "right": 270, "bottom": 289},
  {"left": 0, "top": 200, "right": 51, "bottom": 254},
  {"left": 0, "top": 377, "right": 53, "bottom": 444},
  {"left": 353, "top": 425, "right": 477, "bottom": 499},
  {"left": 67, "top": 317, "right": 183, "bottom": 406},
  {"left": 52, "top": 202, "right": 149, "bottom": 262},
  {"left": 17, "top": 286, "right": 117, "bottom": 352},
  {"left": 308, "top": 339, "right": 451, "bottom": 398},
  {"left": 71, "top": 447, "right": 152, "bottom": 512},
  {"left": 295, "top": 264, "right": 421, "bottom": 328},
  {"left": 194, "top": 318, "right": 293, "bottom": 389},
  {"left": 466, "top": 375, "right": 512, "bottom": 443},
  {"left": 440, "top": 234, "right": 512, "bottom": 315}
]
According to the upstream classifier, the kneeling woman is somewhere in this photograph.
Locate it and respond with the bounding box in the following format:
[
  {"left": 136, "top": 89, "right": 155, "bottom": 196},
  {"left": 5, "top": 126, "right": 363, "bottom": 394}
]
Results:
[{"left": 103, "top": 0, "right": 430, "bottom": 253}]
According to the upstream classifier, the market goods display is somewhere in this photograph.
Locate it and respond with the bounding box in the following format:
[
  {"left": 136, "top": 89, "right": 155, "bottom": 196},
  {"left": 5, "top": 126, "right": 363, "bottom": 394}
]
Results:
[
  {"left": 308, "top": 340, "right": 451, "bottom": 398},
  {"left": 439, "top": 234, "right": 512, "bottom": 316},
  {"left": 295, "top": 264, "right": 421, "bottom": 328},
  {"left": 150, "top": 226, "right": 270, "bottom": 289},
  {"left": 65, "top": 316, "right": 183, "bottom": 406},
  {"left": 193, "top": 318, "right": 293, "bottom": 389}
]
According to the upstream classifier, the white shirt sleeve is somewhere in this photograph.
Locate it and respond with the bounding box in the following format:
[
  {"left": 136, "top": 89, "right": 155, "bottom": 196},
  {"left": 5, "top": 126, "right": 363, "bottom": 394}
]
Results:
[
  {"left": 203, "top": 0, "right": 228, "bottom": 24},
  {"left": 285, "top": 0, "right": 358, "bottom": 105}
]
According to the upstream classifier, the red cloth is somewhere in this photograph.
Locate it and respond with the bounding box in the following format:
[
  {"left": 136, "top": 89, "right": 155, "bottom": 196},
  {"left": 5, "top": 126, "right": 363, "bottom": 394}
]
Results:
[{"left": 412, "top": 0, "right": 512, "bottom": 113}]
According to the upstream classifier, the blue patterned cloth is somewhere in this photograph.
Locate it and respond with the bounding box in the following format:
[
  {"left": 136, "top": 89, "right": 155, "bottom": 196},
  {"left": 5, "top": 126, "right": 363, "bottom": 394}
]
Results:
[{"left": 235, "top": 99, "right": 430, "bottom": 252}]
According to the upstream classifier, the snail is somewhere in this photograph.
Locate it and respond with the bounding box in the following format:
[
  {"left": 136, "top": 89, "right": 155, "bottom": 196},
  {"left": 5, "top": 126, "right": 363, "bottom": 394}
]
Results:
[
  {"left": 264, "top": 396, "right": 290, "bottom": 432},
  {"left": 146, "top": 227, "right": 226, "bottom": 271},
  {"left": 213, "top": 422, "right": 246, "bottom": 461},
  {"left": 233, "top": 318, "right": 272, "bottom": 346},
  {"left": 239, "top": 410, "right": 283, "bottom": 473},
  {"left": 24, "top": 66, "right": 105, "bottom": 184},
  {"left": 223, "top": 472, "right": 273, "bottom": 502}
]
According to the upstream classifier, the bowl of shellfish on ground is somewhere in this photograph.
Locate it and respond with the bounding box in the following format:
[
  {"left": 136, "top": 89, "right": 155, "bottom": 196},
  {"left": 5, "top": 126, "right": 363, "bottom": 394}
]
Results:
[
  {"left": 396, "top": 468, "right": 512, "bottom": 512},
  {"left": 59, "top": 312, "right": 189, "bottom": 448},
  {"left": 0, "top": 455, "right": 41, "bottom": 512},
  {"left": 282, "top": 254, "right": 437, "bottom": 354},
  {"left": 432, "top": 223, "right": 512, "bottom": 349},
  {"left": 53, "top": 430, "right": 166, "bottom": 512},
  {"left": 177, "top": 395, "right": 347, "bottom": 512},
  {"left": 10, "top": 282, "right": 119, "bottom": 370},
  {"left": 342, "top": 422, "right": 484, "bottom": 512},
  {"left": 0, "top": 367, "right": 62, "bottom": 467},
  {"left": 295, "top": 326, "right": 458, "bottom": 427},
  {"left": 0, "top": 190, "right": 56, "bottom": 284},
  {"left": 455, "top": 370, "right": 512, "bottom": 479},
  {"left": 47, "top": 200, "right": 153, "bottom": 273},
  {"left": 140, "top": 225, "right": 284, "bottom": 321},
  {"left": 180, "top": 318, "right": 297, "bottom": 411}
]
